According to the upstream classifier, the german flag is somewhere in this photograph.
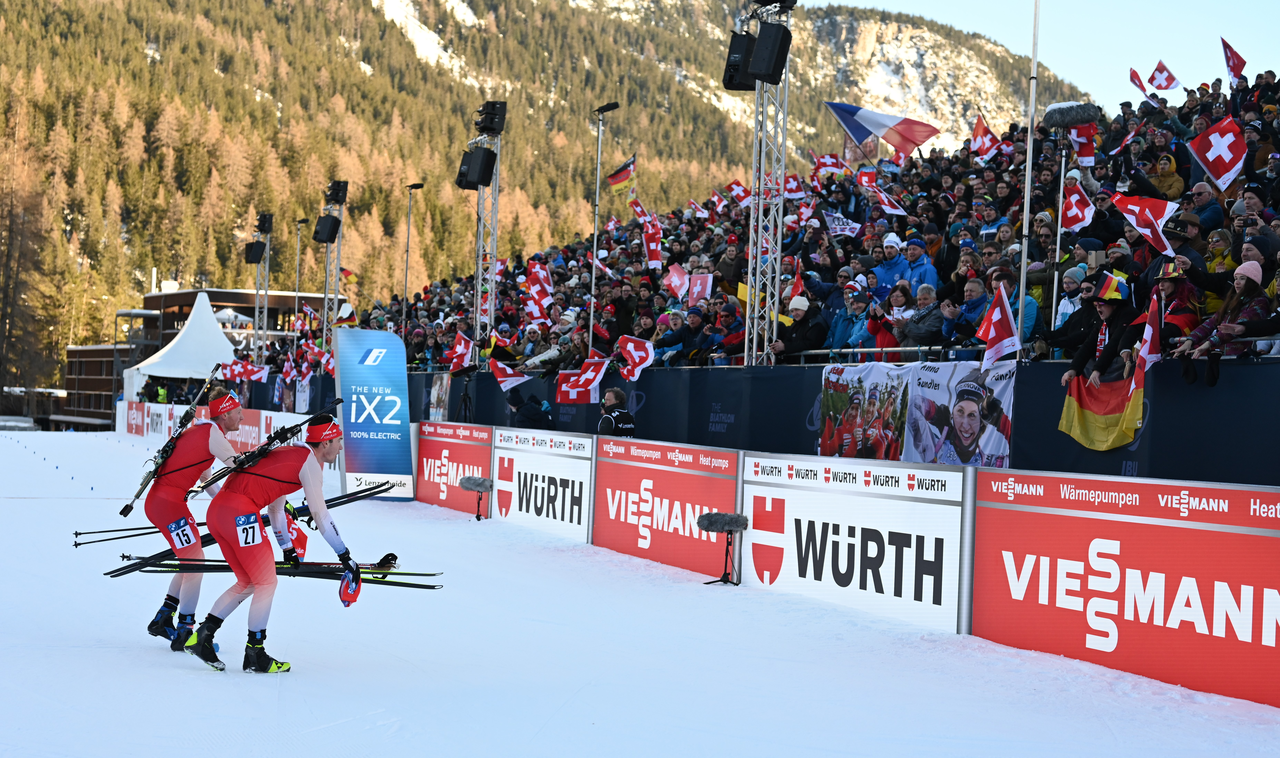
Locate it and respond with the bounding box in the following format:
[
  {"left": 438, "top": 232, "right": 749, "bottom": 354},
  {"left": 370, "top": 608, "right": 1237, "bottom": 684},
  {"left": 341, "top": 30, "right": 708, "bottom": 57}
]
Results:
[
  {"left": 1058, "top": 273, "right": 1142, "bottom": 451},
  {"left": 333, "top": 303, "right": 356, "bottom": 327},
  {"left": 339, "top": 267, "right": 358, "bottom": 285},
  {"left": 606, "top": 154, "right": 636, "bottom": 195}
]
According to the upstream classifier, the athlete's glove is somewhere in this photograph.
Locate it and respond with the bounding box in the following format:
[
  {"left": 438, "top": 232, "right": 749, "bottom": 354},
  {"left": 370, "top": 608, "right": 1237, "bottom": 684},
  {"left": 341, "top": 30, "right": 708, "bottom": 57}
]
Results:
[
  {"left": 282, "top": 548, "right": 301, "bottom": 569},
  {"left": 337, "top": 550, "right": 361, "bottom": 583}
]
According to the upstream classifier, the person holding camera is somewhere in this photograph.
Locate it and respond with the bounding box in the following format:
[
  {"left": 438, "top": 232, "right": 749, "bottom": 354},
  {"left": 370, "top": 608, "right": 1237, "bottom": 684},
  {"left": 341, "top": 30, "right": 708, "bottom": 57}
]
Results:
[{"left": 598, "top": 388, "right": 635, "bottom": 437}]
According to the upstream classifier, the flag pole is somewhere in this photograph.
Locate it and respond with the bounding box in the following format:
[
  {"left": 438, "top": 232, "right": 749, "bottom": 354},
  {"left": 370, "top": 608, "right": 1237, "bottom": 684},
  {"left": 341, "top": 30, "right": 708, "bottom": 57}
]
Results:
[
  {"left": 1016, "top": 0, "right": 1042, "bottom": 349},
  {"left": 588, "top": 104, "right": 618, "bottom": 355},
  {"left": 1049, "top": 134, "right": 1067, "bottom": 331}
]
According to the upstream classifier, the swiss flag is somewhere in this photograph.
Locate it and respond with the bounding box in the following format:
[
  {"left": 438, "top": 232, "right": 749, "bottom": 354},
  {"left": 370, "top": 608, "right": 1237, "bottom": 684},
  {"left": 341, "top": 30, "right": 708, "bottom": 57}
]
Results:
[
  {"left": 867, "top": 185, "right": 907, "bottom": 215},
  {"left": 282, "top": 354, "right": 297, "bottom": 383},
  {"left": 298, "top": 358, "right": 313, "bottom": 384},
  {"left": 605, "top": 216, "right": 620, "bottom": 232},
  {"left": 1111, "top": 193, "right": 1179, "bottom": 256},
  {"left": 320, "top": 352, "right": 335, "bottom": 378},
  {"left": 1222, "top": 38, "right": 1247, "bottom": 85},
  {"left": 616, "top": 336, "right": 656, "bottom": 382},
  {"left": 663, "top": 263, "right": 690, "bottom": 299},
  {"left": 688, "top": 273, "right": 713, "bottom": 304},
  {"left": 710, "top": 191, "right": 729, "bottom": 213},
  {"left": 1188, "top": 117, "right": 1247, "bottom": 192},
  {"left": 890, "top": 151, "right": 907, "bottom": 167},
  {"left": 688, "top": 200, "right": 709, "bottom": 219},
  {"left": 493, "top": 330, "right": 517, "bottom": 348},
  {"left": 525, "top": 261, "right": 555, "bottom": 309},
  {"left": 1061, "top": 183, "right": 1096, "bottom": 232},
  {"left": 555, "top": 370, "right": 598, "bottom": 404},
  {"left": 976, "top": 285, "right": 1021, "bottom": 370},
  {"left": 488, "top": 358, "right": 532, "bottom": 391},
  {"left": 1128, "top": 69, "right": 1163, "bottom": 109},
  {"left": 726, "top": 180, "right": 752, "bottom": 207},
  {"left": 783, "top": 173, "right": 806, "bottom": 200},
  {"left": 798, "top": 199, "right": 816, "bottom": 226},
  {"left": 1147, "top": 60, "right": 1180, "bottom": 91},
  {"left": 808, "top": 171, "right": 822, "bottom": 194},
  {"left": 444, "top": 333, "right": 474, "bottom": 372},
  {"left": 970, "top": 115, "right": 998, "bottom": 160},
  {"left": 566, "top": 358, "right": 609, "bottom": 392},
  {"left": 1068, "top": 122, "right": 1097, "bottom": 166},
  {"left": 856, "top": 167, "right": 876, "bottom": 188},
  {"left": 628, "top": 198, "right": 652, "bottom": 222},
  {"left": 642, "top": 223, "right": 663, "bottom": 270},
  {"left": 521, "top": 292, "right": 551, "bottom": 327}
]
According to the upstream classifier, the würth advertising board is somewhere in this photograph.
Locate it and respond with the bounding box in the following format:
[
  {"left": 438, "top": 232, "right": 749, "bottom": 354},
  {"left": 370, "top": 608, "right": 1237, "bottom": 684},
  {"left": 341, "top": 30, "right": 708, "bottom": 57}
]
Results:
[
  {"left": 973, "top": 471, "right": 1280, "bottom": 708},
  {"left": 742, "top": 454, "right": 966, "bottom": 632},
  {"left": 593, "top": 439, "right": 739, "bottom": 578},
  {"left": 416, "top": 422, "right": 494, "bottom": 517},
  {"left": 493, "top": 428, "right": 593, "bottom": 542}
]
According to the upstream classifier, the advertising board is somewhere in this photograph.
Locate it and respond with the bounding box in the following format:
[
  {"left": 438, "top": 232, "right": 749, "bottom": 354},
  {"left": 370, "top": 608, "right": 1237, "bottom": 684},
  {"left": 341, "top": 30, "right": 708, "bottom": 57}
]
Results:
[
  {"left": 492, "top": 428, "right": 593, "bottom": 542},
  {"left": 742, "top": 453, "right": 967, "bottom": 632},
  {"left": 333, "top": 328, "right": 415, "bottom": 497},
  {"left": 417, "top": 422, "right": 494, "bottom": 518}
]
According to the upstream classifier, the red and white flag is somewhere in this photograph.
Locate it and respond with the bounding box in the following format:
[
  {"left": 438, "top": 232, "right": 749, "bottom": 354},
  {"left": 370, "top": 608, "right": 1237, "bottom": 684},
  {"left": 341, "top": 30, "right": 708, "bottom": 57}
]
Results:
[
  {"left": 688, "top": 273, "right": 713, "bottom": 304},
  {"left": 1128, "top": 69, "right": 1163, "bottom": 109},
  {"left": 616, "top": 336, "right": 656, "bottom": 382},
  {"left": 798, "top": 199, "right": 816, "bottom": 226},
  {"left": 221, "top": 361, "right": 244, "bottom": 382},
  {"left": 282, "top": 354, "right": 297, "bottom": 383},
  {"left": 1111, "top": 193, "right": 1179, "bottom": 256},
  {"left": 521, "top": 292, "right": 551, "bottom": 328},
  {"left": 1068, "top": 122, "right": 1097, "bottom": 166},
  {"left": 726, "top": 180, "right": 752, "bottom": 207},
  {"left": 867, "top": 185, "right": 907, "bottom": 215},
  {"left": 566, "top": 359, "right": 609, "bottom": 392},
  {"left": 1108, "top": 120, "right": 1146, "bottom": 156},
  {"left": 642, "top": 223, "right": 663, "bottom": 270},
  {"left": 298, "top": 358, "right": 313, "bottom": 384},
  {"left": 975, "top": 285, "right": 1021, "bottom": 370},
  {"left": 1222, "top": 38, "right": 1247, "bottom": 86},
  {"left": 488, "top": 358, "right": 532, "bottom": 391},
  {"left": 605, "top": 216, "right": 620, "bottom": 232},
  {"left": 1147, "top": 61, "right": 1180, "bottom": 91},
  {"left": 890, "top": 151, "right": 908, "bottom": 167},
  {"left": 320, "top": 351, "right": 335, "bottom": 378},
  {"left": 593, "top": 257, "right": 617, "bottom": 281},
  {"left": 1188, "top": 116, "right": 1247, "bottom": 192},
  {"left": 1061, "top": 183, "right": 1096, "bottom": 232},
  {"left": 970, "top": 115, "right": 999, "bottom": 160},
  {"left": 783, "top": 173, "right": 805, "bottom": 200},
  {"left": 808, "top": 171, "right": 823, "bottom": 194},
  {"left": 493, "top": 330, "right": 517, "bottom": 348},
  {"left": 444, "top": 333, "right": 474, "bottom": 372},
  {"left": 628, "top": 198, "right": 652, "bottom": 223},
  {"left": 710, "top": 190, "right": 729, "bottom": 213},
  {"left": 688, "top": 200, "right": 709, "bottom": 219},
  {"left": 856, "top": 167, "right": 876, "bottom": 188},
  {"left": 662, "top": 263, "right": 689, "bottom": 299},
  {"left": 555, "top": 370, "right": 598, "bottom": 405}
]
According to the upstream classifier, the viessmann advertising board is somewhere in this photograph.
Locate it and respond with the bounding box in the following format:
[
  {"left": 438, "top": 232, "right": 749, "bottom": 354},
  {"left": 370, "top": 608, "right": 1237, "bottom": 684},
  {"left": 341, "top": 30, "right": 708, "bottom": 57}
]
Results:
[
  {"left": 492, "top": 428, "right": 594, "bottom": 542},
  {"left": 741, "top": 452, "right": 966, "bottom": 632},
  {"left": 592, "top": 438, "right": 739, "bottom": 578},
  {"left": 416, "top": 422, "right": 494, "bottom": 517},
  {"left": 973, "top": 470, "right": 1280, "bottom": 708}
]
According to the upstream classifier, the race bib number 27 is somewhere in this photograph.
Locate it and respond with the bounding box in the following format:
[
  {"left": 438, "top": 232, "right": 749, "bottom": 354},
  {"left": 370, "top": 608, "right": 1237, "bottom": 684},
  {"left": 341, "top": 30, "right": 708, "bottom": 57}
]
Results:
[
  {"left": 235, "top": 513, "right": 262, "bottom": 548},
  {"left": 166, "top": 517, "right": 197, "bottom": 550}
]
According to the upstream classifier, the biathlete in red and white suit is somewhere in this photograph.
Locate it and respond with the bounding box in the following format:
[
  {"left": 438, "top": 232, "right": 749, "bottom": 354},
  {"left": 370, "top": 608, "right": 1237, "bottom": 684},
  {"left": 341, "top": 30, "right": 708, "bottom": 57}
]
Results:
[
  {"left": 144, "top": 387, "right": 241, "bottom": 650},
  {"left": 186, "top": 414, "right": 356, "bottom": 673}
]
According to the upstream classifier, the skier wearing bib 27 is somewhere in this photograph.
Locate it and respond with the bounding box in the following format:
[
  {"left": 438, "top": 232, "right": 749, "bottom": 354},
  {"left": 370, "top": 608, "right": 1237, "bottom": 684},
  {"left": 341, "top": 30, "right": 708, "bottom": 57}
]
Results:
[
  {"left": 144, "top": 387, "right": 241, "bottom": 649},
  {"left": 186, "top": 414, "right": 357, "bottom": 673}
]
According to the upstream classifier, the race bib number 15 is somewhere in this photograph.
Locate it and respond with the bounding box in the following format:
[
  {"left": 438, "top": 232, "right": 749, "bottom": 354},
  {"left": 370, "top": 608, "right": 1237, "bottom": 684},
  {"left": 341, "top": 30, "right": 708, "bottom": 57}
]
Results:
[
  {"left": 167, "top": 517, "right": 197, "bottom": 549},
  {"left": 235, "top": 513, "right": 262, "bottom": 548}
]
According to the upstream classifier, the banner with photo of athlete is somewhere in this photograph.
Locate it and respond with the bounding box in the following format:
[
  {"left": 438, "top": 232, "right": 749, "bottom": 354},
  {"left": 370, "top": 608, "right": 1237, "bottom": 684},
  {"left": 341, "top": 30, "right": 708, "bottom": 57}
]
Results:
[{"left": 818, "top": 361, "right": 1015, "bottom": 468}]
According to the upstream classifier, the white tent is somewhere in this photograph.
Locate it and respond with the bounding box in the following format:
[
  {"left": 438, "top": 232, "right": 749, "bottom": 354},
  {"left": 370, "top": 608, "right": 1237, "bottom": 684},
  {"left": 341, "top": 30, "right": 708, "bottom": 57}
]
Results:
[
  {"left": 215, "top": 307, "right": 253, "bottom": 325},
  {"left": 122, "top": 292, "right": 236, "bottom": 401}
]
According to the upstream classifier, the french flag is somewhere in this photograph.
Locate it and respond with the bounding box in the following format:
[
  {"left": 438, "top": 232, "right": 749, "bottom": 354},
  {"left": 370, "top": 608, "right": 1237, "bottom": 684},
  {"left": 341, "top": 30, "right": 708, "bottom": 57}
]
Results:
[{"left": 824, "top": 102, "right": 940, "bottom": 155}]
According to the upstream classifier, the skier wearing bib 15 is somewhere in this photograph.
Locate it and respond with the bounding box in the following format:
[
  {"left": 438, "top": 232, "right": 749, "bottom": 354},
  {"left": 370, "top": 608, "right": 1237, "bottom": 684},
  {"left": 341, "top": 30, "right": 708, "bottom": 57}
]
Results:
[
  {"left": 187, "top": 414, "right": 357, "bottom": 673},
  {"left": 144, "top": 387, "right": 242, "bottom": 649}
]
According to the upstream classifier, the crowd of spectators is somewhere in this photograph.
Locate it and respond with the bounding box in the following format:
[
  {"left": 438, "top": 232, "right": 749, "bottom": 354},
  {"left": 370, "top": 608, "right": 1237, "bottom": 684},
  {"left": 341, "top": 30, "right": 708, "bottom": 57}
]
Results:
[{"left": 254, "top": 71, "right": 1280, "bottom": 389}]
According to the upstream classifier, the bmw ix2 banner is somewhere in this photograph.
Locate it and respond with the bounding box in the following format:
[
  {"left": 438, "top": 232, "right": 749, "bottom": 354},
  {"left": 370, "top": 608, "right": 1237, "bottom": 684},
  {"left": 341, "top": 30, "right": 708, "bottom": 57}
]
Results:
[{"left": 333, "top": 328, "right": 414, "bottom": 498}]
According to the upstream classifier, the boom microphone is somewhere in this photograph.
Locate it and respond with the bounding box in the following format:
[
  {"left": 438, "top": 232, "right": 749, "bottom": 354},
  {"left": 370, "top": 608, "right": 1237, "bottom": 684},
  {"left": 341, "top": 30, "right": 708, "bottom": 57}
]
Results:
[
  {"left": 697, "top": 512, "right": 748, "bottom": 533},
  {"left": 459, "top": 477, "right": 493, "bottom": 493},
  {"left": 1040, "top": 101, "right": 1102, "bottom": 130}
]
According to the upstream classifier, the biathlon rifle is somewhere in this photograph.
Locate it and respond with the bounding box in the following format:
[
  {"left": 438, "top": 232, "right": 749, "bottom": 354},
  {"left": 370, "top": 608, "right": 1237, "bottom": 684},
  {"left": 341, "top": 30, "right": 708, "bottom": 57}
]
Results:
[
  {"left": 184, "top": 398, "right": 343, "bottom": 501},
  {"left": 120, "top": 363, "right": 224, "bottom": 517}
]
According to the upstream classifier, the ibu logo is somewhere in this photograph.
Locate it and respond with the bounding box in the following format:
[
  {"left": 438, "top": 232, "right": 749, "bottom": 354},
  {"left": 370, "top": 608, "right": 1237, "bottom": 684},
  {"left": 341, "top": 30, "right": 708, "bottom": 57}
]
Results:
[{"left": 358, "top": 348, "right": 387, "bottom": 365}]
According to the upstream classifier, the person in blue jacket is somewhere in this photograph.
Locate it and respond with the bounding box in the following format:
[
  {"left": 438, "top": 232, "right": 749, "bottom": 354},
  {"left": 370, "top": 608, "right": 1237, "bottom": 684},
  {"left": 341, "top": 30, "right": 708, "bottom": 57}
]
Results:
[
  {"left": 873, "top": 233, "right": 910, "bottom": 287},
  {"left": 824, "top": 284, "right": 867, "bottom": 349},
  {"left": 903, "top": 237, "right": 939, "bottom": 295},
  {"left": 804, "top": 266, "right": 855, "bottom": 327},
  {"left": 843, "top": 292, "right": 876, "bottom": 358}
]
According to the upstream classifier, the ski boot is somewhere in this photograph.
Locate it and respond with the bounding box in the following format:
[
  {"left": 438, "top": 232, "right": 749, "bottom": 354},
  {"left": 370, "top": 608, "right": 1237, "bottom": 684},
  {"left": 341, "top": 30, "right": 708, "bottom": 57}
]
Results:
[
  {"left": 185, "top": 614, "right": 225, "bottom": 671},
  {"left": 146, "top": 595, "right": 179, "bottom": 641},
  {"left": 170, "top": 613, "right": 195, "bottom": 652},
  {"left": 243, "top": 630, "right": 290, "bottom": 674}
]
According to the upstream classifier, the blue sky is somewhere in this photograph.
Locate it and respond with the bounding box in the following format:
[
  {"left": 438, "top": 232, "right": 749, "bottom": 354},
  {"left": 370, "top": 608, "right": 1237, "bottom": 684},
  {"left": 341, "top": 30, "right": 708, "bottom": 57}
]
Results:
[{"left": 800, "top": 0, "right": 1272, "bottom": 115}]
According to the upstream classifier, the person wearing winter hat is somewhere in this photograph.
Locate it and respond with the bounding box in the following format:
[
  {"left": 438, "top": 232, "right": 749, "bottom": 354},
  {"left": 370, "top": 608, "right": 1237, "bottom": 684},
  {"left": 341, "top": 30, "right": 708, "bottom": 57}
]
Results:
[
  {"left": 769, "top": 295, "right": 827, "bottom": 363},
  {"left": 1061, "top": 272, "right": 1140, "bottom": 389},
  {"left": 873, "top": 233, "right": 911, "bottom": 289},
  {"left": 1173, "top": 260, "right": 1271, "bottom": 385},
  {"left": 903, "top": 237, "right": 939, "bottom": 296}
]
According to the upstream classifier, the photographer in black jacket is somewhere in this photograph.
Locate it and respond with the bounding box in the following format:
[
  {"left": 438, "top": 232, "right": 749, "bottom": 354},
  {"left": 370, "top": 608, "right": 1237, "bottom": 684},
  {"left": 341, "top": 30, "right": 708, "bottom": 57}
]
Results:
[{"left": 598, "top": 388, "right": 636, "bottom": 437}]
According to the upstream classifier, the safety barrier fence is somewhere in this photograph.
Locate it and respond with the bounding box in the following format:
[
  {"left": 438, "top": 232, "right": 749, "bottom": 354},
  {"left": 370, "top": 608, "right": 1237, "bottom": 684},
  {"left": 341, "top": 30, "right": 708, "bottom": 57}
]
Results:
[
  {"left": 116, "top": 402, "right": 1280, "bottom": 709},
  {"left": 412, "top": 419, "right": 1280, "bottom": 710}
]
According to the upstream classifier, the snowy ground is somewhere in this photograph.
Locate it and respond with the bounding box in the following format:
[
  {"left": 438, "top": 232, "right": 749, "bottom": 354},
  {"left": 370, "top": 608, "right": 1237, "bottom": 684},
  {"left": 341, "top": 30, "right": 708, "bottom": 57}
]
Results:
[{"left": 2, "top": 431, "right": 1279, "bottom": 757}]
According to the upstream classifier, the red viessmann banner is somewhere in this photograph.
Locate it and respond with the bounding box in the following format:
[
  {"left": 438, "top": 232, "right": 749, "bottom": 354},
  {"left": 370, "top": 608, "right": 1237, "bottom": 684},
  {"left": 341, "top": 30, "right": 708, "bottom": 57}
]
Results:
[
  {"left": 973, "top": 470, "right": 1280, "bottom": 708},
  {"left": 592, "top": 439, "right": 739, "bottom": 578},
  {"left": 416, "top": 422, "right": 493, "bottom": 517}
]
